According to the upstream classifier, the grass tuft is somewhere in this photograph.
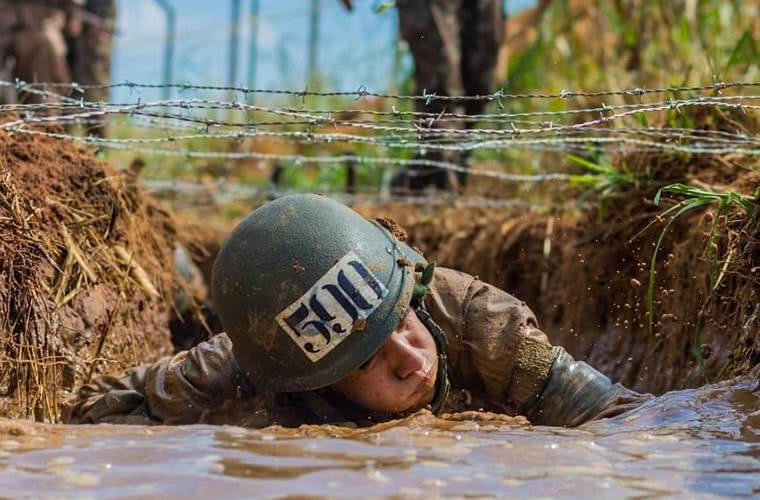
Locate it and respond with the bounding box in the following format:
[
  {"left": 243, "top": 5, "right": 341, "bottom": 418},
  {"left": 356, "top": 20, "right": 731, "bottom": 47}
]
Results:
[{"left": 646, "top": 183, "right": 758, "bottom": 377}]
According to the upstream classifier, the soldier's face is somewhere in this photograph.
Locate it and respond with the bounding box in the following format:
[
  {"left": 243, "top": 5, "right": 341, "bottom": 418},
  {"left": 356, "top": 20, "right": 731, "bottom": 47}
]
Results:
[{"left": 331, "top": 308, "right": 438, "bottom": 414}]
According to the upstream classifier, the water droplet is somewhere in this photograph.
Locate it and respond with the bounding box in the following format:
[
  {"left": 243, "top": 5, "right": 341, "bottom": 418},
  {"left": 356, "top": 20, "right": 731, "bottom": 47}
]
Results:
[
  {"left": 366, "top": 469, "right": 389, "bottom": 483},
  {"left": 423, "top": 478, "right": 446, "bottom": 488},
  {"left": 64, "top": 473, "right": 100, "bottom": 487},
  {"left": 47, "top": 456, "right": 76, "bottom": 467}
]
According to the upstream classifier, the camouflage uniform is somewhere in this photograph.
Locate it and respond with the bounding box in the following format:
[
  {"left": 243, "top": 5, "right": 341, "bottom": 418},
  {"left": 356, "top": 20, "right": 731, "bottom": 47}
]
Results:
[
  {"left": 63, "top": 267, "right": 648, "bottom": 427},
  {"left": 0, "top": 0, "right": 83, "bottom": 103},
  {"left": 394, "top": 0, "right": 505, "bottom": 190}
]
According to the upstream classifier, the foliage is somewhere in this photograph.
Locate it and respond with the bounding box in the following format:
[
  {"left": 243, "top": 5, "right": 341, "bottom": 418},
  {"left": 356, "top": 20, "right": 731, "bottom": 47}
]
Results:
[
  {"left": 567, "top": 153, "right": 638, "bottom": 220},
  {"left": 375, "top": 2, "right": 396, "bottom": 14},
  {"left": 502, "top": 0, "right": 760, "bottom": 101},
  {"left": 645, "top": 183, "right": 758, "bottom": 376}
]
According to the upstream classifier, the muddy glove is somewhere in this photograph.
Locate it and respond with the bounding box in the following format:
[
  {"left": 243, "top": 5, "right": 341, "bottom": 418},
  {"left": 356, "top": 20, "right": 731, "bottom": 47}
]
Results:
[
  {"left": 62, "top": 364, "right": 159, "bottom": 425},
  {"left": 63, "top": 334, "right": 250, "bottom": 425},
  {"left": 526, "top": 348, "right": 651, "bottom": 427}
]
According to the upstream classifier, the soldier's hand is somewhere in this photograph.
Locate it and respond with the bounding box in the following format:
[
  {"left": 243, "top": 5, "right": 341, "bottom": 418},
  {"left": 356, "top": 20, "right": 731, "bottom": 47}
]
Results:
[{"left": 340, "top": 0, "right": 353, "bottom": 11}]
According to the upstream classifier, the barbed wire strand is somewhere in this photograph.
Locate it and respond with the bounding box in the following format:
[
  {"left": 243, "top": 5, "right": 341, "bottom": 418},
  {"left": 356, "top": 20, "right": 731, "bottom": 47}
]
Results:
[{"left": 5, "top": 78, "right": 759, "bottom": 101}]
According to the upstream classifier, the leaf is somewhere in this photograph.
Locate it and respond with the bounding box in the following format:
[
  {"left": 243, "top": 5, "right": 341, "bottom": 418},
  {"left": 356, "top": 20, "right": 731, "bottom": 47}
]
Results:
[
  {"left": 653, "top": 187, "right": 664, "bottom": 206},
  {"left": 724, "top": 29, "right": 756, "bottom": 73},
  {"left": 635, "top": 112, "right": 650, "bottom": 128},
  {"left": 567, "top": 154, "right": 612, "bottom": 174},
  {"left": 569, "top": 174, "right": 599, "bottom": 186},
  {"left": 375, "top": 1, "right": 396, "bottom": 14}
]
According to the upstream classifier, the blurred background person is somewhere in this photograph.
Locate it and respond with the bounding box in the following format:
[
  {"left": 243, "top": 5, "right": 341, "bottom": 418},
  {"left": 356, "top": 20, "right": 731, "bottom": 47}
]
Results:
[
  {"left": 0, "top": 0, "right": 84, "bottom": 104},
  {"left": 68, "top": 0, "right": 116, "bottom": 136},
  {"left": 393, "top": 0, "right": 505, "bottom": 192}
]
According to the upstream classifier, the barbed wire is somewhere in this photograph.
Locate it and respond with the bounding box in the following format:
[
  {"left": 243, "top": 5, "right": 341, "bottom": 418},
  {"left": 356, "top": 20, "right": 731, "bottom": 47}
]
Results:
[
  {"left": 4, "top": 88, "right": 759, "bottom": 135},
  {"left": 49, "top": 113, "right": 760, "bottom": 152},
  {"left": 8, "top": 94, "right": 758, "bottom": 118},
  {"left": 4, "top": 97, "right": 759, "bottom": 144},
  {"left": 5, "top": 94, "right": 760, "bottom": 125},
  {"left": 3, "top": 79, "right": 760, "bottom": 195},
  {"left": 5, "top": 78, "right": 760, "bottom": 102},
  {"left": 11, "top": 124, "right": 760, "bottom": 156}
]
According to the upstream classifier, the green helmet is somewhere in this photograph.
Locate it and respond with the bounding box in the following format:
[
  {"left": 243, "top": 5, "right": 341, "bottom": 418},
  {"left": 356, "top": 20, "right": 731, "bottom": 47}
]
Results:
[{"left": 211, "top": 194, "right": 426, "bottom": 393}]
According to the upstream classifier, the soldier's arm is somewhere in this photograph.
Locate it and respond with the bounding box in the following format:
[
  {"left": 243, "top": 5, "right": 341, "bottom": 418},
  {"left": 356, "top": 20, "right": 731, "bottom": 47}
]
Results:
[
  {"left": 61, "top": 361, "right": 159, "bottom": 425},
  {"left": 525, "top": 348, "right": 651, "bottom": 427},
  {"left": 459, "top": 275, "right": 650, "bottom": 427},
  {"left": 63, "top": 333, "right": 251, "bottom": 425}
]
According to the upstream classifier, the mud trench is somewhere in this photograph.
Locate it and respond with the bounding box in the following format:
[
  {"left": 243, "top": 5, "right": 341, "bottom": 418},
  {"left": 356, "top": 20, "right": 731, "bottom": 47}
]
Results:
[
  {"left": 2, "top": 123, "right": 760, "bottom": 423},
  {"left": 1, "top": 129, "right": 759, "bottom": 498},
  {"left": 171, "top": 196, "right": 760, "bottom": 397},
  {"left": 353, "top": 202, "right": 760, "bottom": 395}
]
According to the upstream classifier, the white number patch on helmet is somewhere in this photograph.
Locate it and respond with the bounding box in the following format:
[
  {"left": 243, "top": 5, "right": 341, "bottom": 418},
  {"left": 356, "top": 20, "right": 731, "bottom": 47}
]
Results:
[{"left": 275, "top": 251, "right": 389, "bottom": 362}]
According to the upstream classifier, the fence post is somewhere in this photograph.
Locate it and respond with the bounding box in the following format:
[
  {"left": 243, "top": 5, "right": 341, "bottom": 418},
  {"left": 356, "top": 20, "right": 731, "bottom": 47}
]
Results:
[
  {"left": 307, "top": 0, "right": 320, "bottom": 83},
  {"left": 153, "top": 0, "right": 176, "bottom": 100},
  {"left": 229, "top": 0, "right": 242, "bottom": 89},
  {"left": 345, "top": 156, "right": 356, "bottom": 195},
  {"left": 247, "top": 0, "right": 259, "bottom": 105}
]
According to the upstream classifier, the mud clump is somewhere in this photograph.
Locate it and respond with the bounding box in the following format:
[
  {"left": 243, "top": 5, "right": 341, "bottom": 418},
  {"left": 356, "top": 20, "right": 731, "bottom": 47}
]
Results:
[
  {"left": 0, "top": 127, "right": 181, "bottom": 421},
  {"left": 375, "top": 216, "right": 408, "bottom": 242}
]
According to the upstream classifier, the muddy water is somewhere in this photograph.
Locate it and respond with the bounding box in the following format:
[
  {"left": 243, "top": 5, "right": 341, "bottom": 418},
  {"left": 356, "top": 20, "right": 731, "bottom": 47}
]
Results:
[{"left": 1, "top": 376, "right": 758, "bottom": 499}]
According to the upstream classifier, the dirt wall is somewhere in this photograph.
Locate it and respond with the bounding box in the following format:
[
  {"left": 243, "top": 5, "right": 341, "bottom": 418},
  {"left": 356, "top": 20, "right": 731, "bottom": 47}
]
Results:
[
  {"left": 355, "top": 198, "right": 759, "bottom": 395},
  {"left": 0, "top": 129, "right": 180, "bottom": 421}
]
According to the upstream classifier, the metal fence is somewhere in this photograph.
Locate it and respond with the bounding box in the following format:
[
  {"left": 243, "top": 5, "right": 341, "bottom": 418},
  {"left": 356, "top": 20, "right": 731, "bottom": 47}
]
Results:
[{"left": 2, "top": 79, "right": 759, "bottom": 208}]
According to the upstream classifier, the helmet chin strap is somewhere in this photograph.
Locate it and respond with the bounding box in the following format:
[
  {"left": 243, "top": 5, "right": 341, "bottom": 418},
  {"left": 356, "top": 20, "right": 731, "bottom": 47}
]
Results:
[{"left": 413, "top": 306, "right": 451, "bottom": 415}]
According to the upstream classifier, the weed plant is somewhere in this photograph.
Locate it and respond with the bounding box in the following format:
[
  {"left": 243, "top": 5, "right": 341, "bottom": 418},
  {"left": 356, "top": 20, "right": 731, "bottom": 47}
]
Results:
[{"left": 644, "top": 183, "right": 759, "bottom": 376}]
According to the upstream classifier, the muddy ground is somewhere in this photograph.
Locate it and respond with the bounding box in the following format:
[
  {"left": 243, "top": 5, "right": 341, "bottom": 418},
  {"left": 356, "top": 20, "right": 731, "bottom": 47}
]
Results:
[
  {"left": 354, "top": 109, "right": 760, "bottom": 394},
  {"left": 355, "top": 201, "right": 759, "bottom": 395},
  {"left": 2, "top": 107, "right": 759, "bottom": 424},
  {"left": 0, "top": 128, "right": 192, "bottom": 421}
]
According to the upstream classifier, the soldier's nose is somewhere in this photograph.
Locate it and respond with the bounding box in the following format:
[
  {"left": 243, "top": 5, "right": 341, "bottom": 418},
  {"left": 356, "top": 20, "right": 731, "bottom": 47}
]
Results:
[{"left": 386, "top": 332, "right": 425, "bottom": 379}]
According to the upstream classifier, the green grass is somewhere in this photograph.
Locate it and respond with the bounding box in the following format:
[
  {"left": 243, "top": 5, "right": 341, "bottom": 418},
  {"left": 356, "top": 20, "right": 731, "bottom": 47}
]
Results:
[
  {"left": 645, "top": 183, "right": 758, "bottom": 377},
  {"left": 567, "top": 153, "right": 639, "bottom": 220}
]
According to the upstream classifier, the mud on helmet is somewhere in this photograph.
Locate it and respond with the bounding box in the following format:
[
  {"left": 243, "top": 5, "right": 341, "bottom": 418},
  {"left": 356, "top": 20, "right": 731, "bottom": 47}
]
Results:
[{"left": 211, "top": 193, "right": 432, "bottom": 394}]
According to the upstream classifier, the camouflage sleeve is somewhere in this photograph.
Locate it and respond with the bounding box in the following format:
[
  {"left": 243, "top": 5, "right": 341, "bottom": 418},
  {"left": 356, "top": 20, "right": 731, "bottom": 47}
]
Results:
[
  {"left": 526, "top": 348, "right": 653, "bottom": 427},
  {"left": 457, "top": 277, "right": 556, "bottom": 415},
  {"left": 63, "top": 334, "right": 252, "bottom": 425},
  {"left": 61, "top": 362, "right": 159, "bottom": 425},
  {"left": 427, "top": 268, "right": 648, "bottom": 426}
]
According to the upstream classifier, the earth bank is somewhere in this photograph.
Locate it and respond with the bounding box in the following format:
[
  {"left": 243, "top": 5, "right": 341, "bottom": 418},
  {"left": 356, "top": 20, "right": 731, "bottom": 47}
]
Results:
[
  {"left": 3, "top": 116, "right": 760, "bottom": 422},
  {"left": 0, "top": 128, "right": 194, "bottom": 421},
  {"left": 354, "top": 109, "right": 760, "bottom": 394}
]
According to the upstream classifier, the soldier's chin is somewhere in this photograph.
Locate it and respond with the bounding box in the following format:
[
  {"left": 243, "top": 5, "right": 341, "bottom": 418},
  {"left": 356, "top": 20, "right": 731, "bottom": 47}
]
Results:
[{"left": 403, "top": 379, "right": 436, "bottom": 413}]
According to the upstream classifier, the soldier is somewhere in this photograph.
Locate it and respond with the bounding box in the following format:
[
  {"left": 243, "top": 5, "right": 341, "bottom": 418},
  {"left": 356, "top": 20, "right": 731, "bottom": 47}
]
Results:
[
  {"left": 69, "top": 0, "right": 116, "bottom": 136},
  {"left": 0, "top": 6, "right": 18, "bottom": 103},
  {"left": 0, "top": 0, "right": 84, "bottom": 103},
  {"left": 339, "top": 0, "right": 504, "bottom": 191},
  {"left": 64, "top": 194, "right": 648, "bottom": 427}
]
